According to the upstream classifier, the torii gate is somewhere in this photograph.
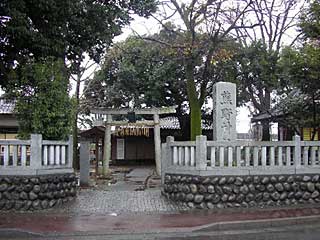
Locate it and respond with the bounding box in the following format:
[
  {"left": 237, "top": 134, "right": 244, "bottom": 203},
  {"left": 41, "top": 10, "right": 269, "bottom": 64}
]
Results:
[{"left": 91, "top": 106, "right": 177, "bottom": 176}]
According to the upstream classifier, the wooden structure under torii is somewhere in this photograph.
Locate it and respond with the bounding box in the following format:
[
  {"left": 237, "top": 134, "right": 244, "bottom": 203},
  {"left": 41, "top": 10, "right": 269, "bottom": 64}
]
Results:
[{"left": 91, "top": 106, "right": 177, "bottom": 176}]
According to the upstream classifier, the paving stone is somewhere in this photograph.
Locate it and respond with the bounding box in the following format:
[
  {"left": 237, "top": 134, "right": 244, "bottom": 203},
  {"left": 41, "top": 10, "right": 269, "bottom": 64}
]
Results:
[{"left": 51, "top": 189, "right": 188, "bottom": 214}]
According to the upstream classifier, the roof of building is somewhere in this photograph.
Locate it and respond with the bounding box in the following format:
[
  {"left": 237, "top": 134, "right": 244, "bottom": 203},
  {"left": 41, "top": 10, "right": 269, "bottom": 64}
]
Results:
[{"left": 0, "top": 98, "right": 15, "bottom": 114}]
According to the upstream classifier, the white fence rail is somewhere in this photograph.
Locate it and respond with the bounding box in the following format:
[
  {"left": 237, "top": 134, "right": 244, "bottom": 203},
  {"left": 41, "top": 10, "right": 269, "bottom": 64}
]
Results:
[
  {"left": 162, "top": 135, "right": 320, "bottom": 179},
  {"left": 0, "top": 134, "right": 73, "bottom": 175}
]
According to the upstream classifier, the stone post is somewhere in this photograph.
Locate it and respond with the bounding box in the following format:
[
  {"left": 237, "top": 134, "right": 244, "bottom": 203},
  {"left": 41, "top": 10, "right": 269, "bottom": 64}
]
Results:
[
  {"left": 212, "top": 82, "right": 237, "bottom": 141},
  {"left": 196, "top": 135, "right": 207, "bottom": 170},
  {"left": 162, "top": 136, "right": 174, "bottom": 184},
  {"left": 294, "top": 135, "right": 301, "bottom": 167},
  {"left": 103, "top": 114, "right": 112, "bottom": 177},
  {"left": 30, "top": 134, "right": 42, "bottom": 171},
  {"left": 80, "top": 141, "right": 90, "bottom": 187},
  {"left": 68, "top": 135, "right": 73, "bottom": 169},
  {"left": 154, "top": 113, "right": 161, "bottom": 176}
]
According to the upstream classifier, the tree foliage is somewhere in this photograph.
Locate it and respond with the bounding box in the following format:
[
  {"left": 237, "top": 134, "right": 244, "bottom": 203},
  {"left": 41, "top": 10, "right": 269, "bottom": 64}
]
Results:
[
  {"left": 300, "top": 0, "right": 320, "bottom": 41},
  {"left": 0, "top": 0, "right": 158, "bottom": 87},
  {"left": 140, "top": 0, "right": 255, "bottom": 140},
  {"left": 274, "top": 1, "right": 320, "bottom": 138},
  {"left": 234, "top": 0, "right": 305, "bottom": 140},
  {"left": 8, "top": 59, "right": 72, "bottom": 140},
  {"left": 84, "top": 23, "right": 239, "bottom": 139}
]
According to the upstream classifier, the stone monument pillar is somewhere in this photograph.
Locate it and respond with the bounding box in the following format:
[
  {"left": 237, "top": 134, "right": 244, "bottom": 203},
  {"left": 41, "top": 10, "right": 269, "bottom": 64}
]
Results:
[
  {"left": 213, "top": 82, "right": 236, "bottom": 141},
  {"left": 80, "top": 141, "right": 90, "bottom": 187}
]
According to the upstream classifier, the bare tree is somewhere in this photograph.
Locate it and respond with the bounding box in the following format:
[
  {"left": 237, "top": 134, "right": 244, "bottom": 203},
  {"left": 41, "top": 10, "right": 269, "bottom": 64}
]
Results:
[
  {"left": 142, "top": 0, "right": 256, "bottom": 140},
  {"left": 70, "top": 58, "right": 98, "bottom": 169},
  {"left": 234, "top": 0, "right": 306, "bottom": 140}
]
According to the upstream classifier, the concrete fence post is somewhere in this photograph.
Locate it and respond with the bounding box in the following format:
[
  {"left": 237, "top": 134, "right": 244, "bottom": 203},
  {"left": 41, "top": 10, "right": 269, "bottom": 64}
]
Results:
[
  {"left": 30, "top": 134, "right": 42, "bottom": 170},
  {"left": 166, "top": 136, "right": 174, "bottom": 166},
  {"left": 80, "top": 141, "right": 90, "bottom": 187},
  {"left": 196, "top": 135, "right": 207, "bottom": 170},
  {"left": 161, "top": 143, "right": 167, "bottom": 185},
  {"left": 294, "top": 135, "right": 301, "bottom": 168},
  {"left": 68, "top": 135, "right": 74, "bottom": 169},
  {"left": 162, "top": 136, "right": 174, "bottom": 184}
]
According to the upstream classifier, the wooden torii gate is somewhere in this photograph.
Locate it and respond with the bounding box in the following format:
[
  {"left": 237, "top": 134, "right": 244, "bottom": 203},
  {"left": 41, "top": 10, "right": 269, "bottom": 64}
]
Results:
[{"left": 91, "top": 106, "right": 177, "bottom": 176}]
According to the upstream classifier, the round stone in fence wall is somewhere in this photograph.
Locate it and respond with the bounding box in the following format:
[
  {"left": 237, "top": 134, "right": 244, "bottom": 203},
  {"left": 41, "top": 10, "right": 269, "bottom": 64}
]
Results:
[
  {"left": 215, "top": 186, "right": 223, "bottom": 194},
  {"left": 312, "top": 175, "right": 320, "bottom": 182},
  {"left": 270, "top": 176, "right": 277, "bottom": 183},
  {"left": 280, "top": 192, "right": 287, "bottom": 200},
  {"left": 204, "top": 194, "right": 213, "bottom": 201},
  {"left": 198, "top": 185, "right": 207, "bottom": 194},
  {"left": 207, "top": 202, "right": 215, "bottom": 209},
  {"left": 186, "top": 193, "right": 194, "bottom": 201},
  {"left": 236, "top": 194, "right": 244, "bottom": 203},
  {"left": 275, "top": 183, "right": 284, "bottom": 192},
  {"left": 255, "top": 193, "right": 263, "bottom": 201},
  {"left": 194, "top": 194, "right": 204, "bottom": 203},
  {"left": 240, "top": 185, "right": 249, "bottom": 195},
  {"left": 234, "top": 177, "right": 244, "bottom": 186},
  {"left": 266, "top": 184, "right": 275, "bottom": 192},
  {"left": 212, "top": 194, "right": 221, "bottom": 203},
  {"left": 261, "top": 177, "right": 269, "bottom": 185},
  {"left": 202, "top": 177, "right": 211, "bottom": 184},
  {"left": 30, "top": 178, "right": 40, "bottom": 185},
  {"left": 222, "top": 186, "right": 232, "bottom": 194},
  {"left": 192, "top": 176, "right": 201, "bottom": 184},
  {"left": 303, "top": 192, "right": 311, "bottom": 200},
  {"left": 207, "top": 185, "right": 215, "bottom": 193},
  {"left": 232, "top": 186, "right": 240, "bottom": 194},
  {"left": 307, "top": 183, "right": 315, "bottom": 192},
  {"left": 253, "top": 176, "right": 260, "bottom": 184},
  {"left": 190, "top": 184, "right": 197, "bottom": 194},
  {"left": 245, "top": 176, "right": 252, "bottom": 183},
  {"left": 0, "top": 174, "right": 76, "bottom": 212},
  {"left": 312, "top": 191, "right": 320, "bottom": 199},
  {"left": 256, "top": 184, "right": 266, "bottom": 192},
  {"left": 163, "top": 174, "right": 320, "bottom": 210},
  {"left": 263, "top": 193, "right": 270, "bottom": 201},
  {"left": 227, "top": 177, "right": 235, "bottom": 184},
  {"left": 303, "top": 176, "right": 311, "bottom": 182},
  {"left": 287, "top": 176, "right": 294, "bottom": 183},
  {"left": 0, "top": 184, "right": 8, "bottom": 192},
  {"left": 219, "top": 177, "right": 227, "bottom": 185},
  {"left": 210, "top": 177, "right": 219, "bottom": 185},
  {"left": 221, "top": 194, "right": 228, "bottom": 202}
]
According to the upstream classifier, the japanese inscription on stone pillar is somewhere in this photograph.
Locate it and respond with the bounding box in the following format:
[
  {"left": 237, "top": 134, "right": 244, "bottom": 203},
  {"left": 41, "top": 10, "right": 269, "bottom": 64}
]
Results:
[{"left": 213, "top": 82, "right": 236, "bottom": 141}]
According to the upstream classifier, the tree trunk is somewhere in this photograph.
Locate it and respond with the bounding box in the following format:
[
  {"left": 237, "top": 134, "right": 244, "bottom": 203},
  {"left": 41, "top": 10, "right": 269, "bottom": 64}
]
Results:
[
  {"left": 72, "top": 71, "right": 81, "bottom": 170},
  {"left": 311, "top": 94, "right": 317, "bottom": 141},
  {"left": 185, "top": 60, "right": 201, "bottom": 140},
  {"left": 261, "top": 120, "right": 270, "bottom": 141},
  {"left": 261, "top": 90, "right": 271, "bottom": 141}
]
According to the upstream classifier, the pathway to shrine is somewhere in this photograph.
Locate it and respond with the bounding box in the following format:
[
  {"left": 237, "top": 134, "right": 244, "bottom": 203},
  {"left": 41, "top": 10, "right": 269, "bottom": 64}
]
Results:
[{"left": 48, "top": 166, "right": 187, "bottom": 215}]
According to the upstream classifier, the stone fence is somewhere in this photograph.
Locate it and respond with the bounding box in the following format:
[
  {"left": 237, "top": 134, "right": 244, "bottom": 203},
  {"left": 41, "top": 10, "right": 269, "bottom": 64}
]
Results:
[
  {"left": 0, "top": 134, "right": 73, "bottom": 175},
  {"left": 0, "top": 134, "right": 76, "bottom": 211},
  {"left": 161, "top": 135, "right": 320, "bottom": 209}
]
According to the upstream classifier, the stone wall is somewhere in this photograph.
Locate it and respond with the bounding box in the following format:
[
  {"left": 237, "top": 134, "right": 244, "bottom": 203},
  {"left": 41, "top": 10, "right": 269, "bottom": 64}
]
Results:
[
  {"left": 0, "top": 173, "right": 77, "bottom": 211},
  {"left": 162, "top": 174, "right": 320, "bottom": 209}
]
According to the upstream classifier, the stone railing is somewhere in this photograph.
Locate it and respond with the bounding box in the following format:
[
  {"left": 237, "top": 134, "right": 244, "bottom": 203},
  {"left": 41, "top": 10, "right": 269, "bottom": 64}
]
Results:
[
  {"left": 162, "top": 135, "right": 320, "bottom": 179},
  {"left": 0, "top": 134, "right": 76, "bottom": 211},
  {"left": 161, "top": 135, "right": 320, "bottom": 209},
  {"left": 0, "top": 134, "right": 73, "bottom": 175}
]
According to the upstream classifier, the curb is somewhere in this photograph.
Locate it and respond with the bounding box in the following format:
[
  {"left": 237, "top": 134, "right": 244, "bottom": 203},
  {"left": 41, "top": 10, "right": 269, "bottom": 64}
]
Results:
[
  {"left": 8, "top": 214, "right": 320, "bottom": 238},
  {"left": 192, "top": 214, "right": 320, "bottom": 232}
]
